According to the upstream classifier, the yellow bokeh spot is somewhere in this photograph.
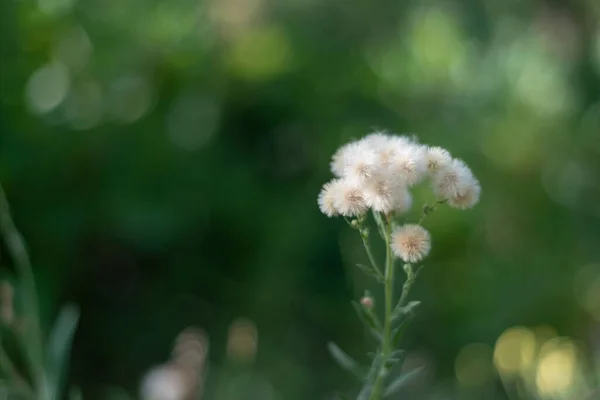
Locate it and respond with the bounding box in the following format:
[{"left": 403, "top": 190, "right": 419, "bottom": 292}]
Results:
[
  {"left": 535, "top": 339, "right": 577, "bottom": 396},
  {"left": 407, "top": 7, "right": 467, "bottom": 85},
  {"left": 493, "top": 326, "right": 536, "bottom": 375},
  {"left": 455, "top": 343, "right": 493, "bottom": 387},
  {"left": 227, "top": 318, "right": 258, "bottom": 363},
  {"left": 226, "top": 25, "right": 292, "bottom": 81}
]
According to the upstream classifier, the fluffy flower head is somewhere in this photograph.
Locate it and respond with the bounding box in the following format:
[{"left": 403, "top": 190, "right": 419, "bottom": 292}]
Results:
[
  {"left": 389, "top": 144, "right": 428, "bottom": 186},
  {"left": 448, "top": 177, "right": 481, "bottom": 209},
  {"left": 391, "top": 224, "right": 431, "bottom": 263},
  {"left": 330, "top": 178, "right": 368, "bottom": 217},
  {"left": 318, "top": 180, "right": 340, "bottom": 217},
  {"left": 426, "top": 146, "right": 452, "bottom": 174},
  {"left": 431, "top": 158, "right": 475, "bottom": 199}
]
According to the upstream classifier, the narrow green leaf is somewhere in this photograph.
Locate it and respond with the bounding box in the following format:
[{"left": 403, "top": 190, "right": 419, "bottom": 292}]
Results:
[
  {"left": 391, "top": 317, "right": 412, "bottom": 348},
  {"left": 392, "top": 301, "right": 421, "bottom": 323},
  {"left": 351, "top": 301, "right": 382, "bottom": 332},
  {"left": 46, "top": 304, "right": 80, "bottom": 399},
  {"left": 383, "top": 366, "right": 425, "bottom": 397},
  {"left": 368, "top": 328, "right": 383, "bottom": 344},
  {"left": 355, "top": 264, "right": 383, "bottom": 282},
  {"left": 327, "top": 342, "right": 364, "bottom": 380}
]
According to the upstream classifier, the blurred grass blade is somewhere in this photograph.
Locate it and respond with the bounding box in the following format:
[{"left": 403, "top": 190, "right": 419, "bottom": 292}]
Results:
[
  {"left": 383, "top": 366, "right": 425, "bottom": 397},
  {"left": 46, "top": 304, "right": 80, "bottom": 399},
  {"left": 327, "top": 342, "right": 364, "bottom": 380}
]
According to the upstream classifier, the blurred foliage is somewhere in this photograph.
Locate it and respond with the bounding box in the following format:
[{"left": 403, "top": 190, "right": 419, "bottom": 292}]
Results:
[{"left": 1, "top": 0, "right": 600, "bottom": 399}]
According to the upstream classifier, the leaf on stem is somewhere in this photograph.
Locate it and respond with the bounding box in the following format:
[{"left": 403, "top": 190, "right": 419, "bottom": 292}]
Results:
[
  {"left": 355, "top": 264, "right": 383, "bottom": 283},
  {"left": 351, "top": 301, "right": 382, "bottom": 331},
  {"left": 387, "top": 349, "right": 406, "bottom": 365},
  {"left": 391, "top": 301, "right": 421, "bottom": 324},
  {"left": 383, "top": 366, "right": 425, "bottom": 397},
  {"left": 391, "top": 315, "right": 413, "bottom": 349},
  {"left": 327, "top": 342, "right": 365, "bottom": 380},
  {"left": 46, "top": 303, "right": 80, "bottom": 400}
]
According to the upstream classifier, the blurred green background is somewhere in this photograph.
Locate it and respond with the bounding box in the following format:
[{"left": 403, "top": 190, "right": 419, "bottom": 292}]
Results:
[{"left": 1, "top": 0, "right": 600, "bottom": 399}]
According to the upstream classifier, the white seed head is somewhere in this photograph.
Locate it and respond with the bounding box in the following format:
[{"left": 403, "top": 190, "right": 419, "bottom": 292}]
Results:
[
  {"left": 448, "top": 176, "right": 481, "bottom": 209},
  {"left": 426, "top": 146, "right": 452, "bottom": 174},
  {"left": 342, "top": 141, "right": 379, "bottom": 183},
  {"left": 330, "top": 142, "right": 352, "bottom": 177},
  {"left": 391, "top": 224, "right": 431, "bottom": 263},
  {"left": 331, "top": 179, "right": 368, "bottom": 217},
  {"left": 318, "top": 180, "right": 340, "bottom": 217},
  {"left": 141, "top": 366, "right": 187, "bottom": 400},
  {"left": 362, "top": 131, "right": 393, "bottom": 150},
  {"left": 391, "top": 185, "right": 413, "bottom": 214},
  {"left": 389, "top": 145, "right": 428, "bottom": 186},
  {"left": 431, "top": 158, "right": 475, "bottom": 199},
  {"left": 364, "top": 175, "right": 395, "bottom": 213}
]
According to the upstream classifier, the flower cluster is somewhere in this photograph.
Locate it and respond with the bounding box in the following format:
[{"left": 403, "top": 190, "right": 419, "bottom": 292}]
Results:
[{"left": 318, "top": 131, "right": 480, "bottom": 262}]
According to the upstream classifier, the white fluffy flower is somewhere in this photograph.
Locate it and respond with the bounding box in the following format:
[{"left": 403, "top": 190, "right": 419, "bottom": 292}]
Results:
[
  {"left": 389, "top": 144, "right": 428, "bottom": 186},
  {"left": 391, "top": 185, "right": 412, "bottom": 214},
  {"left": 330, "top": 142, "right": 352, "bottom": 177},
  {"left": 342, "top": 141, "right": 379, "bottom": 183},
  {"left": 330, "top": 179, "right": 368, "bottom": 217},
  {"left": 431, "top": 158, "right": 475, "bottom": 199},
  {"left": 426, "top": 146, "right": 452, "bottom": 174},
  {"left": 362, "top": 132, "right": 393, "bottom": 150},
  {"left": 448, "top": 176, "right": 481, "bottom": 209},
  {"left": 318, "top": 180, "right": 340, "bottom": 217},
  {"left": 363, "top": 175, "right": 395, "bottom": 213},
  {"left": 330, "top": 140, "right": 379, "bottom": 182},
  {"left": 141, "top": 366, "right": 187, "bottom": 400},
  {"left": 391, "top": 224, "right": 431, "bottom": 263}
]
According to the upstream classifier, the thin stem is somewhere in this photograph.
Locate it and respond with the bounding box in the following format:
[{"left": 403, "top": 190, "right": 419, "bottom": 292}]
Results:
[
  {"left": 359, "top": 231, "right": 383, "bottom": 279},
  {"left": 417, "top": 199, "right": 447, "bottom": 225},
  {"left": 368, "top": 219, "right": 394, "bottom": 400},
  {"left": 0, "top": 184, "right": 47, "bottom": 399},
  {"left": 394, "top": 265, "right": 424, "bottom": 314}
]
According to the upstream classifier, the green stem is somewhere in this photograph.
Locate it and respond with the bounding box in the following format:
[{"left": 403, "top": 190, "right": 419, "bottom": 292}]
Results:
[
  {"left": 0, "top": 184, "right": 47, "bottom": 400},
  {"left": 368, "top": 219, "right": 394, "bottom": 400},
  {"left": 394, "top": 265, "right": 423, "bottom": 314},
  {"left": 359, "top": 231, "right": 383, "bottom": 279}
]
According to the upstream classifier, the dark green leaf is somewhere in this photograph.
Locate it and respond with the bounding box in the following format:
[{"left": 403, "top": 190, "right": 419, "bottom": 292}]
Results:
[
  {"left": 383, "top": 366, "right": 425, "bottom": 397},
  {"left": 46, "top": 304, "right": 80, "bottom": 400},
  {"left": 327, "top": 342, "right": 364, "bottom": 380}
]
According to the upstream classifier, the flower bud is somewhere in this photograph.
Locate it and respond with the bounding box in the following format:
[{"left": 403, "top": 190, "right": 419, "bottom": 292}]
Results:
[{"left": 360, "top": 296, "right": 374, "bottom": 309}]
